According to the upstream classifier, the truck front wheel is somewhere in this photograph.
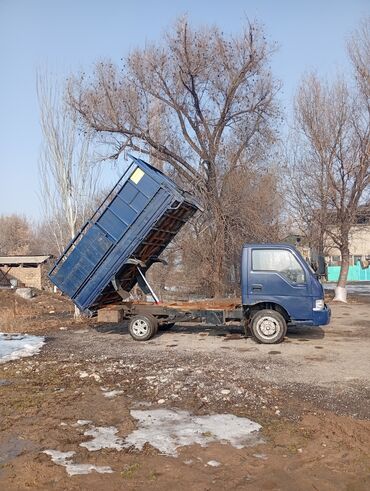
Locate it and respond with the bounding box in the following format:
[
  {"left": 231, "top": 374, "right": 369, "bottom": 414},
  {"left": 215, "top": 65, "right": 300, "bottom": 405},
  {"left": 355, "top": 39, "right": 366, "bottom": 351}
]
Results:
[
  {"left": 250, "top": 309, "right": 287, "bottom": 344},
  {"left": 128, "top": 314, "right": 158, "bottom": 341}
]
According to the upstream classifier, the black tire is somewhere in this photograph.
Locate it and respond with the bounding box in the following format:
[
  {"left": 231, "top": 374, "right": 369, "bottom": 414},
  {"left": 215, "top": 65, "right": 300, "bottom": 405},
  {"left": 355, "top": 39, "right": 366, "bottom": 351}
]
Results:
[
  {"left": 128, "top": 314, "right": 158, "bottom": 341},
  {"left": 159, "top": 322, "right": 175, "bottom": 331},
  {"left": 250, "top": 309, "right": 287, "bottom": 344},
  {"left": 146, "top": 313, "right": 159, "bottom": 335},
  {"left": 243, "top": 319, "right": 252, "bottom": 338}
]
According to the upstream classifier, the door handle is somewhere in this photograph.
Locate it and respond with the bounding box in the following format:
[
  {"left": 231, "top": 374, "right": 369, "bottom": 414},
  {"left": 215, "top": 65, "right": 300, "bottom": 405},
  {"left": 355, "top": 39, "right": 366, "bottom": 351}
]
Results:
[{"left": 251, "top": 284, "right": 263, "bottom": 291}]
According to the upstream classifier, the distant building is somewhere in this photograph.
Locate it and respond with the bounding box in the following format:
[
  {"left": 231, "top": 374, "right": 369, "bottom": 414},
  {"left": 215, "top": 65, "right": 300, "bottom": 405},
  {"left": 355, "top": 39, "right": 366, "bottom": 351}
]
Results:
[
  {"left": 325, "top": 225, "right": 370, "bottom": 266},
  {"left": 325, "top": 205, "right": 370, "bottom": 266},
  {"left": 287, "top": 205, "right": 370, "bottom": 267},
  {"left": 0, "top": 255, "right": 52, "bottom": 289},
  {"left": 285, "top": 207, "right": 370, "bottom": 281}
]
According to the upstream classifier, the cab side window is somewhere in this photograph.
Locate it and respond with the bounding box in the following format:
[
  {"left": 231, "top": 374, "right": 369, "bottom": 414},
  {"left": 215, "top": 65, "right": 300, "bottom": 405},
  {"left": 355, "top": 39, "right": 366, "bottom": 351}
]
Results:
[{"left": 252, "top": 249, "right": 306, "bottom": 284}]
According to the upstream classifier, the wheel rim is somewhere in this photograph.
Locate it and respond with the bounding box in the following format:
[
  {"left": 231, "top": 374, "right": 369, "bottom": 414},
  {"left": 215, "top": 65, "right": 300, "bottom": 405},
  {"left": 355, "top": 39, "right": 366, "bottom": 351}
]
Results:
[
  {"left": 255, "top": 316, "right": 279, "bottom": 340},
  {"left": 132, "top": 319, "right": 150, "bottom": 337}
]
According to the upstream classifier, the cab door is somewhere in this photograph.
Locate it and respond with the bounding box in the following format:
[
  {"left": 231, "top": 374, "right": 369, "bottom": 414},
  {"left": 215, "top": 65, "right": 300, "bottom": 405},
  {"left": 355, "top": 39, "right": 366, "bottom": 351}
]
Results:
[{"left": 247, "top": 247, "right": 312, "bottom": 321}]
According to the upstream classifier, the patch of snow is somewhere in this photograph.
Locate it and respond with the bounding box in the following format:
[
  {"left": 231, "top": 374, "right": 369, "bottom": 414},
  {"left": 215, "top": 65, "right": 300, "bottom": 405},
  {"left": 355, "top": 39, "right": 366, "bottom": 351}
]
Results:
[
  {"left": 77, "top": 409, "right": 262, "bottom": 458},
  {"left": 80, "top": 426, "right": 124, "bottom": 452},
  {"left": 76, "top": 420, "right": 92, "bottom": 426},
  {"left": 253, "top": 453, "right": 268, "bottom": 460},
  {"left": 102, "top": 390, "right": 123, "bottom": 399},
  {"left": 125, "top": 409, "right": 262, "bottom": 457},
  {"left": 43, "top": 450, "right": 113, "bottom": 476},
  {"left": 0, "top": 333, "right": 45, "bottom": 364},
  {"left": 207, "top": 460, "right": 221, "bottom": 467}
]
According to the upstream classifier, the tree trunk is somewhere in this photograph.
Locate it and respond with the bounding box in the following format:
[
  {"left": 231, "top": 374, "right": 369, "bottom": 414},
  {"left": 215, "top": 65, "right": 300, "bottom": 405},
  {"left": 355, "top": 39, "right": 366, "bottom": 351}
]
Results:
[
  {"left": 74, "top": 304, "right": 81, "bottom": 319},
  {"left": 213, "top": 245, "right": 224, "bottom": 297},
  {"left": 334, "top": 247, "right": 350, "bottom": 302},
  {"left": 207, "top": 182, "right": 225, "bottom": 298},
  {"left": 69, "top": 225, "right": 82, "bottom": 319}
]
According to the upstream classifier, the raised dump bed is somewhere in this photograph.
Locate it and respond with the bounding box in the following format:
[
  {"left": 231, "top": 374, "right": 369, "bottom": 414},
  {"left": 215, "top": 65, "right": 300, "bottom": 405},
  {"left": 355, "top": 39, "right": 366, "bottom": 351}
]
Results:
[{"left": 48, "top": 156, "right": 201, "bottom": 312}]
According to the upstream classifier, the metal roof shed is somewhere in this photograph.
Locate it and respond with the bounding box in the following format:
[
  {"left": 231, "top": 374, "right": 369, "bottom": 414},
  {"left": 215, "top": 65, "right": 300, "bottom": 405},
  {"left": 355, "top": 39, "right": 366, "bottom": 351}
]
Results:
[{"left": 0, "top": 255, "right": 52, "bottom": 289}]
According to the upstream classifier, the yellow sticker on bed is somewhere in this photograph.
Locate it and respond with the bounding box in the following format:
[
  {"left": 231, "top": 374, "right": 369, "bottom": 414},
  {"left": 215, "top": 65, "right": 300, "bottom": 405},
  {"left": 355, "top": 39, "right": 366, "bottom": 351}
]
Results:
[{"left": 130, "top": 168, "right": 145, "bottom": 184}]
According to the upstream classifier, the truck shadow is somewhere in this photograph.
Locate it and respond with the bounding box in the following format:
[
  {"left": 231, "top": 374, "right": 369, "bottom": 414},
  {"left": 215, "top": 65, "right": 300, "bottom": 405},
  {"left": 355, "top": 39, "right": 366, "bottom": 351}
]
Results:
[
  {"left": 94, "top": 322, "right": 325, "bottom": 341},
  {"left": 94, "top": 322, "right": 128, "bottom": 334},
  {"left": 286, "top": 325, "right": 325, "bottom": 340},
  {"left": 93, "top": 322, "right": 243, "bottom": 337}
]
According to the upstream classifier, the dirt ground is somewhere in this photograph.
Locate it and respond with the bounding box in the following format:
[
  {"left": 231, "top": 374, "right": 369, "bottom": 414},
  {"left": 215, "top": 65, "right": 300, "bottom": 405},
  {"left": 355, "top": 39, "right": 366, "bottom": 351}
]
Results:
[{"left": 0, "top": 289, "right": 369, "bottom": 490}]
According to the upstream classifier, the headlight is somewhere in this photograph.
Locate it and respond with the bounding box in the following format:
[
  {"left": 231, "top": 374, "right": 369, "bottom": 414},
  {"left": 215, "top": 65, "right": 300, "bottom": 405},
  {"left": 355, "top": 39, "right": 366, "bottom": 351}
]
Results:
[{"left": 313, "top": 299, "right": 325, "bottom": 311}]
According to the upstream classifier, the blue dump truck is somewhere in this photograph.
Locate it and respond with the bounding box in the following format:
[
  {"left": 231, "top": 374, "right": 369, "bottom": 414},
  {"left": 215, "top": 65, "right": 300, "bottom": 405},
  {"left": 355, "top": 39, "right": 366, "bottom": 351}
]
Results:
[{"left": 49, "top": 156, "right": 331, "bottom": 344}]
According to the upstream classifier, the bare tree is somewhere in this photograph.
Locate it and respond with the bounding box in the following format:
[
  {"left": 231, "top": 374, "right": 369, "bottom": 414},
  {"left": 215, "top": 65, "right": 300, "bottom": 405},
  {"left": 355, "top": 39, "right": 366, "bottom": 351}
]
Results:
[
  {"left": 349, "top": 18, "right": 370, "bottom": 110},
  {"left": 173, "top": 165, "right": 283, "bottom": 297},
  {"left": 289, "top": 20, "right": 370, "bottom": 302},
  {"left": 37, "top": 73, "right": 101, "bottom": 315},
  {"left": 67, "top": 18, "right": 281, "bottom": 295},
  {"left": 37, "top": 72, "right": 101, "bottom": 256},
  {"left": 0, "top": 214, "right": 32, "bottom": 255}
]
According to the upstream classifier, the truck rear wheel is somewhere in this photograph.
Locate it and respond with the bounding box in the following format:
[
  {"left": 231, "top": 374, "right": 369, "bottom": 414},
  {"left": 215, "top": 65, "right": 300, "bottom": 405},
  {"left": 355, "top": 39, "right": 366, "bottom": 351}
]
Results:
[
  {"left": 128, "top": 314, "right": 158, "bottom": 341},
  {"left": 250, "top": 309, "right": 287, "bottom": 344}
]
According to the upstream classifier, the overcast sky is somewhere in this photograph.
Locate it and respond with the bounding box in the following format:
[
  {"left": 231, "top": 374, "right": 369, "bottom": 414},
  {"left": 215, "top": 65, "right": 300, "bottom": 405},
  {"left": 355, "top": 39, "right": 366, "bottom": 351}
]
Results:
[{"left": 0, "top": 0, "right": 368, "bottom": 220}]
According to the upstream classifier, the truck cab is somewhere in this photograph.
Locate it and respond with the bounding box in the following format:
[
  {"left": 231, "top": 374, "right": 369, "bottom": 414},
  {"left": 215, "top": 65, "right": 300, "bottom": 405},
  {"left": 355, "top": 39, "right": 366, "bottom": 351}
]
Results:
[{"left": 241, "top": 243, "right": 331, "bottom": 343}]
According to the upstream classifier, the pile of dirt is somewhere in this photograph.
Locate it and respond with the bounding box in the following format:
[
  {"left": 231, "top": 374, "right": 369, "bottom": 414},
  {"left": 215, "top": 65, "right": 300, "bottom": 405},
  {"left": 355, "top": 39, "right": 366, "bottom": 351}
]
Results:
[{"left": 0, "top": 290, "right": 76, "bottom": 334}]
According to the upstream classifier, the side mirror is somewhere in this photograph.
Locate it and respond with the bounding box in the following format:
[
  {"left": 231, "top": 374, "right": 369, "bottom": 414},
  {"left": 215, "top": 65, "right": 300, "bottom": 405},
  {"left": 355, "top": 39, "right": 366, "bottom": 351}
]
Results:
[{"left": 317, "top": 255, "right": 327, "bottom": 277}]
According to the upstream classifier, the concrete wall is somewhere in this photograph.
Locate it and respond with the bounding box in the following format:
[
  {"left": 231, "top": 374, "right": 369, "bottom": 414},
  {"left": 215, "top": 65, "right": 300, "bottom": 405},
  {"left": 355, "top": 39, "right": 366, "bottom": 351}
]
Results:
[{"left": 0, "top": 265, "right": 42, "bottom": 289}]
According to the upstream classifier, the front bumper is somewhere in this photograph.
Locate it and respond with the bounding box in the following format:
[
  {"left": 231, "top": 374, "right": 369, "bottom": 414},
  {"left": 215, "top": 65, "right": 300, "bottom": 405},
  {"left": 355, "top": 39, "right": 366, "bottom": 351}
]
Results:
[{"left": 312, "top": 304, "right": 331, "bottom": 326}]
